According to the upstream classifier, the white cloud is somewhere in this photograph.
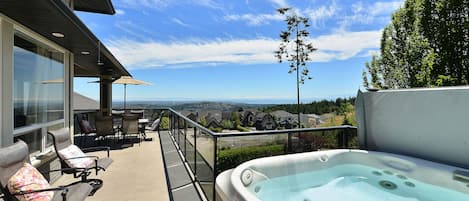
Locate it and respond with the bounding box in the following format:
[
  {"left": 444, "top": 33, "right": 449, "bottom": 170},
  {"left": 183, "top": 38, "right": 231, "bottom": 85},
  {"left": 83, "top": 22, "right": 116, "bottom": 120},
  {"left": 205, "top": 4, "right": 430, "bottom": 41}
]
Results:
[
  {"left": 339, "top": 1, "right": 403, "bottom": 30},
  {"left": 224, "top": 13, "right": 283, "bottom": 26},
  {"left": 304, "top": 2, "right": 338, "bottom": 28},
  {"left": 119, "top": 0, "right": 223, "bottom": 10},
  {"left": 107, "top": 30, "right": 382, "bottom": 69},
  {"left": 120, "top": 0, "right": 170, "bottom": 10},
  {"left": 115, "top": 9, "right": 126, "bottom": 15},
  {"left": 269, "top": 0, "right": 289, "bottom": 8},
  {"left": 192, "top": 0, "right": 223, "bottom": 10},
  {"left": 369, "top": 1, "right": 403, "bottom": 16},
  {"left": 171, "top": 18, "right": 191, "bottom": 27}
]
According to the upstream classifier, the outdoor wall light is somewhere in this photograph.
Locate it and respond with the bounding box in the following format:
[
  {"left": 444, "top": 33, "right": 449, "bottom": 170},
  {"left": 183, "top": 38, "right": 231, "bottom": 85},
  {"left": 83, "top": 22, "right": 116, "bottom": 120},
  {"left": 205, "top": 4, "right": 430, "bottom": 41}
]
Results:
[
  {"left": 81, "top": 51, "right": 90, "bottom": 55},
  {"left": 51, "top": 32, "right": 65, "bottom": 38}
]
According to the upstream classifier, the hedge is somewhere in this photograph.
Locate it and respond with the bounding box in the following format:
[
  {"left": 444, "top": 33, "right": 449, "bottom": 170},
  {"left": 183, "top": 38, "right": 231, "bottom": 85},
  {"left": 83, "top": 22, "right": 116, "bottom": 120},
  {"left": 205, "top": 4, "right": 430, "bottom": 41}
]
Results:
[{"left": 217, "top": 144, "right": 285, "bottom": 173}]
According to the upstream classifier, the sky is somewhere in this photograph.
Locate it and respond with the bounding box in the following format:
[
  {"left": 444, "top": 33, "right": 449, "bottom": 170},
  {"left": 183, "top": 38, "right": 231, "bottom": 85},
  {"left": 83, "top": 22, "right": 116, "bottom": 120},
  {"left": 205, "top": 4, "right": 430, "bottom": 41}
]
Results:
[{"left": 74, "top": 0, "right": 404, "bottom": 104}]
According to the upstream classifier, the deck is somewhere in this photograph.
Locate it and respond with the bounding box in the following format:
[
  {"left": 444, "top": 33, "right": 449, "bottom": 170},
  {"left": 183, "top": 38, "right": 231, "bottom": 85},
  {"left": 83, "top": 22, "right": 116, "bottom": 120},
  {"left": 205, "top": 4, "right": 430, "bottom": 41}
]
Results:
[{"left": 53, "top": 131, "right": 170, "bottom": 201}]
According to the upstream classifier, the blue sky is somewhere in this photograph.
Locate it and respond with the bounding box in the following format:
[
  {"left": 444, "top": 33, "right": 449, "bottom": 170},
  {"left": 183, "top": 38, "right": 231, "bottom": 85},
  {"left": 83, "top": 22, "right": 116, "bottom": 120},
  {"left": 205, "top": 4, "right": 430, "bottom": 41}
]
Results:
[{"left": 74, "top": 0, "right": 404, "bottom": 104}]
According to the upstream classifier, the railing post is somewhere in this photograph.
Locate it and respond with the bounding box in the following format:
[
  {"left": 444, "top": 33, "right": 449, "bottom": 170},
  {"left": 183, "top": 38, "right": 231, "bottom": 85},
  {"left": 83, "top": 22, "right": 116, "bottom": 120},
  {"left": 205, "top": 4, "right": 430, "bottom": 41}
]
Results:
[
  {"left": 194, "top": 127, "right": 197, "bottom": 179},
  {"left": 287, "top": 132, "right": 292, "bottom": 153},
  {"left": 184, "top": 120, "right": 187, "bottom": 158},
  {"left": 176, "top": 116, "right": 180, "bottom": 145},
  {"left": 169, "top": 112, "right": 172, "bottom": 134},
  {"left": 212, "top": 136, "right": 218, "bottom": 201},
  {"left": 344, "top": 127, "right": 349, "bottom": 148}
]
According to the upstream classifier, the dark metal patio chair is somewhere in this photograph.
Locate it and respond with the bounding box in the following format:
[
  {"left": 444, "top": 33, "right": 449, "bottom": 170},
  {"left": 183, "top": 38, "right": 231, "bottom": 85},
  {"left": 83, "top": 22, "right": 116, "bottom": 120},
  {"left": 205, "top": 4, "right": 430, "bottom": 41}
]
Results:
[
  {"left": 48, "top": 128, "right": 113, "bottom": 190},
  {"left": 95, "top": 115, "right": 118, "bottom": 146},
  {"left": 121, "top": 115, "right": 141, "bottom": 145},
  {"left": 0, "top": 141, "right": 92, "bottom": 201}
]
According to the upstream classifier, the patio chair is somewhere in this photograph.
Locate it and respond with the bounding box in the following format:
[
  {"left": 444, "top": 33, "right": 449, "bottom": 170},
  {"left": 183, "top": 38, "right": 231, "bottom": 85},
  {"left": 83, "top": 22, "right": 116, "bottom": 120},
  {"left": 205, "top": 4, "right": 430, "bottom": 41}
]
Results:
[
  {"left": 95, "top": 115, "right": 118, "bottom": 146},
  {"left": 48, "top": 128, "right": 113, "bottom": 184},
  {"left": 78, "top": 118, "right": 96, "bottom": 147},
  {"left": 121, "top": 115, "right": 141, "bottom": 145},
  {"left": 111, "top": 110, "right": 125, "bottom": 129},
  {"left": 0, "top": 141, "right": 92, "bottom": 201},
  {"left": 130, "top": 110, "right": 144, "bottom": 119}
]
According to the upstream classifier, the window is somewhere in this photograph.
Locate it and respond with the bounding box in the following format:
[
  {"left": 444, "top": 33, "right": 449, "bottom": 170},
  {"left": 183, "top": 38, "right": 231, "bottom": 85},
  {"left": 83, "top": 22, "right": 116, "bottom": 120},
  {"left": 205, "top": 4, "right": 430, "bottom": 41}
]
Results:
[
  {"left": 13, "top": 33, "right": 64, "bottom": 128},
  {"left": 12, "top": 31, "right": 66, "bottom": 156}
]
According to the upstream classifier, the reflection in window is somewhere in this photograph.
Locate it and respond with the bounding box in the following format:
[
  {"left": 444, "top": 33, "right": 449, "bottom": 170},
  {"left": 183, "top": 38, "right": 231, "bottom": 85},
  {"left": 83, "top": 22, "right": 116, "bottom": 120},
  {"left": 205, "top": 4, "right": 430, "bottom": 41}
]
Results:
[
  {"left": 14, "top": 130, "right": 42, "bottom": 155},
  {"left": 13, "top": 33, "right": 64, "bottom": 128}
]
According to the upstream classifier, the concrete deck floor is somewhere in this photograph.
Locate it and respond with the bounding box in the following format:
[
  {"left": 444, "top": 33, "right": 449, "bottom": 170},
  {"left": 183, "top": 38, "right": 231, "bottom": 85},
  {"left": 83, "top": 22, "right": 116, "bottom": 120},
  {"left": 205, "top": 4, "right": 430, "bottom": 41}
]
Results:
[{"left": 53, "top": 131, "right": 170, "bottom": 201}]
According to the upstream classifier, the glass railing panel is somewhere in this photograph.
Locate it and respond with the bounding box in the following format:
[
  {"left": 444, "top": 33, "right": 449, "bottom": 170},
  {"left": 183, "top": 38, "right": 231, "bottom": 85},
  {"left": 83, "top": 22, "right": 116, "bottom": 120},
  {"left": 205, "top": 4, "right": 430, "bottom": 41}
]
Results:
[
  {"left": 216, "top": 133, "right": 288, "bottom": 174},
  {"left": 178, "top": 121, "right": 186, "bottom": 154},
  {"left": 185, "top": 126, "right": 196, "bottom": 173},
  {"left": 195, "top": 130, "right": 215, "bottom": 201},
  {"left": 346, "top": 128, "right": 359, "bottom": 148}
]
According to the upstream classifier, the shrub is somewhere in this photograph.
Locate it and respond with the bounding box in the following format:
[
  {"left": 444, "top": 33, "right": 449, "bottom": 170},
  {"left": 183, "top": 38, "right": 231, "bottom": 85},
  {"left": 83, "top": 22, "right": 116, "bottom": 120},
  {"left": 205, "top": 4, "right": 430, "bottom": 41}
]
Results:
[
  {"left": 209, "top": 127, "right": 223, "bottom": 132},
  {"left": 160, "top": 117, "right": 169, "bottom": 130},
  {"left": 217, "top": 144, "right": 285, "bottom": 173},
  {"left": 221, "top": 120, "right": 233, "bottom": 129},
  {"left": 235, "top": 125, "right": 249, "bottom": 132}
]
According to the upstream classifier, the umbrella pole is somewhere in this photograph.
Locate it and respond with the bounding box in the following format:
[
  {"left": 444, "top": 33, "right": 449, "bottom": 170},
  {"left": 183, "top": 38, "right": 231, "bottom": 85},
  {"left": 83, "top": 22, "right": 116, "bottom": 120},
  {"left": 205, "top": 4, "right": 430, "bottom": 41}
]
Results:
[{"left": 124, "top": 84, "right": 127, "bottom": 110}]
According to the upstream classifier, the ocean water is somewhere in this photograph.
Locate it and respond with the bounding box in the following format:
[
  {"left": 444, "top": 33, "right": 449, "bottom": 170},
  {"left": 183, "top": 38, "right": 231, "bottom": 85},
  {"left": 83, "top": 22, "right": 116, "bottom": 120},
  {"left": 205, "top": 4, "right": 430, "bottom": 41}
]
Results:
[{"left": 250, "top": 164, "right": 469, "bottom": 201}]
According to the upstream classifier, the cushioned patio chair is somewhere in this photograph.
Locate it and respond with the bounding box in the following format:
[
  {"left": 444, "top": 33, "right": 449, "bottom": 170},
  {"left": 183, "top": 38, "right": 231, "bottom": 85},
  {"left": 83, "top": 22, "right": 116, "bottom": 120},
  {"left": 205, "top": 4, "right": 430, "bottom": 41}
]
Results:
[
  {"left": 48, "top": 128, "right": 113, "bottom": 183},
  {"left": 0, "top": 141, "right": 92, "bottom": 201},
  {"left": 78, "top": 118, "right": 96, "bottom": 147}
]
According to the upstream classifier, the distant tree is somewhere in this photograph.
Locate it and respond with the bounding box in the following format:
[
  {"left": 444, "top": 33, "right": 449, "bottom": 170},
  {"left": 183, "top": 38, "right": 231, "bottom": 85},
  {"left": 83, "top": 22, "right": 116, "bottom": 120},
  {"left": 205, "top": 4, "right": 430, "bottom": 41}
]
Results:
[
  {"left": 160, "top": 117, "right": 170, "bottom": 130},
  {"left": 221, "top": 120, "right": 234, "bottom": 129},
  {"left": 232, "top": 112, "right": 241, "bottom": 127},
  {"left": 200, "top": 116, "right": 207, "bottom": 127},
  {"left": 275, "top": 7, "right": 317, "bottom": 127},
  {"left": 363, "top": 0, "right": 468, "bottom": 89},
  {"left": 262, "top": 97, "right": 355, "bottom": 115}
]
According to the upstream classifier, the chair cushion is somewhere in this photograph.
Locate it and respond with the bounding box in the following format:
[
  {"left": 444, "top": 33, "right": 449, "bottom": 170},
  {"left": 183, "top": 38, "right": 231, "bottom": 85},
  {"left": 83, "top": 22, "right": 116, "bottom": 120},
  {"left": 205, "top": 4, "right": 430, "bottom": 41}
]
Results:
[
  {"left": 7, "top": 163, "right": 53, "bottom": 201},
  {"left": 58, "top": 145, "right": 94, "bottom": 168},
  {"left": 150, "top": 118, "right": 160, "bottom": 131},
  {"left": 80, "top": 120, "right": 94, "bottom": 134}
]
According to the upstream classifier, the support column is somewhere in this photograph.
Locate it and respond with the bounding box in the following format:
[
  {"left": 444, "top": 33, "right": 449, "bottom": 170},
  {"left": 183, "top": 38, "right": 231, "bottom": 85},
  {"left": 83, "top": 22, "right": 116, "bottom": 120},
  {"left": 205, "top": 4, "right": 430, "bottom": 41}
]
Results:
[
  {"left": 99, "top": 73, "right": 113, "bottom": 116},
  {"left": 0, "top": 19, "right": 14, "bottom": 147}
]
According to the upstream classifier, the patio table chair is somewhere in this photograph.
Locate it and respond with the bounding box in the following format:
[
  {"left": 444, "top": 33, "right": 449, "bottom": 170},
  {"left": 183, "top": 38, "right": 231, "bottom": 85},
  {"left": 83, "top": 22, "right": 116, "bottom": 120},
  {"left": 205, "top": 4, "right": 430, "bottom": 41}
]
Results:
[
  {"left": 0, "top": 141, "right": 92, "bottom": 201},
  {"left": 48, "top": 128, "right": 113, "bottom": 186},
  {"left": 77, "top": 118, "right": 96, "bottom": 147},
  {"left": 95, "top": 115, "right": 118, "bottom": 146},
  {"left": 121, "top": 115, "right": 141, "bottom": 145}
]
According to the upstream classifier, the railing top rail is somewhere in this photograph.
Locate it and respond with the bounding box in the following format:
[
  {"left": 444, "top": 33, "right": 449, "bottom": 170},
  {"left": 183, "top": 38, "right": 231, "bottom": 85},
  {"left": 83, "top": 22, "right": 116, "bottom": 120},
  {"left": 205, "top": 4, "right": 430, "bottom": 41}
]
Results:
[
  {"left": 167, "top": 108, "right": 216, "bottom": 134},
  {"left": 212, "top": 125, "right": 356, "bottom": 137},
  {"left": 166, "top": 108, "right": 356, "bottom": 138}
]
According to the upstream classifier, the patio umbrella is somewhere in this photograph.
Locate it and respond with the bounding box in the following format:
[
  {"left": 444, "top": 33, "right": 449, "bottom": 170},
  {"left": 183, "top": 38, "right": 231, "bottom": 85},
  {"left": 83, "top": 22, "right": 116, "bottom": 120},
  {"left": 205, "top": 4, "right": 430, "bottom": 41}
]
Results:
[{"left": 113, "top": 76, "right": 151, "bottom": 109}]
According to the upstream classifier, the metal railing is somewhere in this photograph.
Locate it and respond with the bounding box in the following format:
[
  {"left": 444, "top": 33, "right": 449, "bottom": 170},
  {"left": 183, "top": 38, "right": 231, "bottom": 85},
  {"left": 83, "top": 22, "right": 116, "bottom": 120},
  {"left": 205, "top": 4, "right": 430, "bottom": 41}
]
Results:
[{"left": 157, "top": 108, "right": 358, "bottom": 201}]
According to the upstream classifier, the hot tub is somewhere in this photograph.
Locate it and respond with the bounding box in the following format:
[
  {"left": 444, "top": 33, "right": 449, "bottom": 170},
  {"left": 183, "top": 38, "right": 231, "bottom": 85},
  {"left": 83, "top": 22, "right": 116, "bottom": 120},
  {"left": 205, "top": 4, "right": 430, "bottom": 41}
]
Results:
[{"left": 215, "top": 149, "right": 469, "bottom": 201}]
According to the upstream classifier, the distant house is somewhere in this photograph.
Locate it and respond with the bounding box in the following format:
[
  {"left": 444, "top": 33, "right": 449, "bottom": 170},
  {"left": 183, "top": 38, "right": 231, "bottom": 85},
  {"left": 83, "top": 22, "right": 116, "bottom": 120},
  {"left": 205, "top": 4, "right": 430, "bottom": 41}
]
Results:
[
  {"left": 242, "top": 111, "right": 255, "bottom": 127},
  {"left": 179, "top": 110, "right": 198, "bottom": 122},
  {"left": 206, "top": 116, "right": 221, "bottom": 128},
  {"left": 187, "top": 113, "right": 198, "bottom": 122},
  {"left": 271, "top": 110, "right": 298, "bottom": 129},
  {"left": 254, "top": 113, "right": 276, "bottom": 130},
  {"left": 199, "top": 110, "right": 222, "bottom": 122},
  {"left": 300, "top": 113, "right": 322, "bottom": 127}
]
